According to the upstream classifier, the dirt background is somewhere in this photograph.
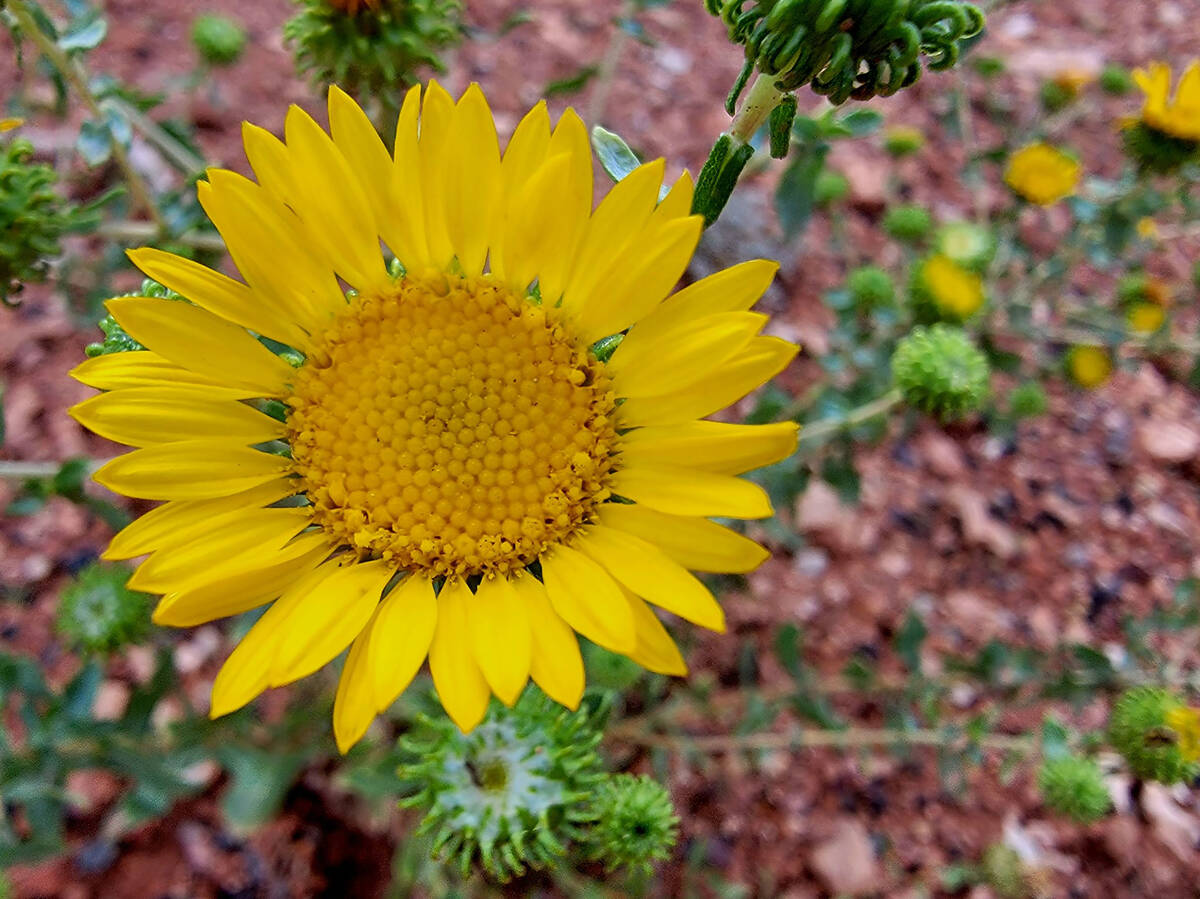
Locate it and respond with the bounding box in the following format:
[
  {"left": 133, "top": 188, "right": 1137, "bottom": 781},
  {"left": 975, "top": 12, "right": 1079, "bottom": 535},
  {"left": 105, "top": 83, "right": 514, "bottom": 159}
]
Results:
[{"left": 3, "top": 0, "right": 1200, "bottom": 896}]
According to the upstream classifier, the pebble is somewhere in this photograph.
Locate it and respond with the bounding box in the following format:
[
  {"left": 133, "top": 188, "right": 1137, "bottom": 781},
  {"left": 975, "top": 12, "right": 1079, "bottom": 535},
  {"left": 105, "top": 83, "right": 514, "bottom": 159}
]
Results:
[
  {"left": 810, "top": 819, "right": 880, "bottom": 896},
  {"left": 1139, "top": 419, "right": 1200, "bottom": 464},
  {"left": 793, "top": 548, "right": 829, "bottom": 578}
]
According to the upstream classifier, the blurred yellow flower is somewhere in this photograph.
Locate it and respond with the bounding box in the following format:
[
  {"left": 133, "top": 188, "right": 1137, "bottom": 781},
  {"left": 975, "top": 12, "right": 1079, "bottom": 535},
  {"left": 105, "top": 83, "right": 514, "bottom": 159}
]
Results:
[
  {"left": 0, "top": 117, "right": 24, "bottom": 132},
  {"left": 1066, "top": 345, "right": 1112, "bottom": 389},
  {"left": 1166, "top": 706, "right": 1200, "bottom": 764},
  {"left": 1127, "top": 302, "right": 1166, "bottom": 334},
  {"left": 1004, "top": 143, "right": 1081, "bottom": 206},
  {"left": 1054, "top": 69, "right": 1093, "bottom": 97},
  {"left": 921, "top": 254, "right": 985, "bottom": 320},
  {"left": 1136, "top": 218, "right": 1159, "bottom": 240},
  {"left": 1133, "top": 61, "right": 1200, "bottom": 142}
]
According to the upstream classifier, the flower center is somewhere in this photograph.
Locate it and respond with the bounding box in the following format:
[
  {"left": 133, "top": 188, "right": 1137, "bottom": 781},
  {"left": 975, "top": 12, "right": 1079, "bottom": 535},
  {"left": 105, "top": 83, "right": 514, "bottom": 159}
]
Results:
[{"left": 286, "top": 272, "right": 618, "bottom": 579}]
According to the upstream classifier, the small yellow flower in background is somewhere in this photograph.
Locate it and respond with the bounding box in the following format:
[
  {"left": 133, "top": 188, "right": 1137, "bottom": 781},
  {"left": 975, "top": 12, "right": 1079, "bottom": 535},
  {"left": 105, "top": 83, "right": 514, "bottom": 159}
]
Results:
[
  {"left": 1127, "top": 302, "right": 1166, "bottom": 334},
  {"left": 0, "top": 117, "right": 24, "bottom": 132},
  {"left": 1166, "top": 706, "right": 1200, "bottom": 764},
  {"left": 69, "top": 83, "right": 799, "bottom": 751},
  {"left": 1054, "top": 69, "right": 1094, "bottom": 97},
  {"left": 1133, "top": 61, "right": 1200, "bottom": 142},
  {"left": 1066, "top": 345, "right": 1113, "bottom": 389},
  {"left": 1136, "top": 217, "right": 1159, "bottom": 241},
  {"left": 920, "top": 254, "right": 986, "bottom": 320},
  {"left": 1004, "top": 143, "right": 1081, "bottom": 206}
]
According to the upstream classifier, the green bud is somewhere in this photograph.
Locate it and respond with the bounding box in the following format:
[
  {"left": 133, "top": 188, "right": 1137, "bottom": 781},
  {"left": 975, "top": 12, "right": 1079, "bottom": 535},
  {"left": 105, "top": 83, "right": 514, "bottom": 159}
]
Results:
[
  {"left": 814, "top": 169, "right": 849, "bottom": 206},
  {"left": 972, "top": 56, "right": 1006, "bottom": 78},
  {"left": 892, "top": 324, "right": 990, "bottom": 422},
  {"left": 285, "top": 0, "right": 462, "bottom": 102},
  {"left": 399, "top": 687, "right": 606, "bottom": 882},
  {"left": 981, "top": 844, "right": 1025, "bottom": 899},
  {"left": 883, "top": 125, "right": 926, "bottom": 157},
  {"left": 85, "top": 279, "right": 181, "bottom": 356},
  {"left": 1039, "top": 80, "right": 1074, "bottom": 113},
  {"left": 191, "top": 14, "right": 247, "bottom": 66},
  {"left": 883, "top": 204, "right": 933, "bottom": 242},
  {"left": 56, "top": 562, "right": 152, "bottom": 655},
  {"left": 935, "top": 221, "right": 996, "bottom": 272},
  {"left": 846, "top": 265, "right": 894, "bottom": 309},
  {"left": 581, "top": 774, "right": 679, "bottom": 875},
  {"left": 1037, "top": 755, "right": 1111, "bottom": 824},
  {"left": 1108, "top": 687, "right": 1200, "bottom": 785},
  {"left": 1007, "top": 381, "right": 1047, "bottom": 420},
  {"left": 1122, "top": 121, "right": 1200, "bottom": 175},
  {"left": 1100, "top": 64, "right": 1135, "bottom": 95}
]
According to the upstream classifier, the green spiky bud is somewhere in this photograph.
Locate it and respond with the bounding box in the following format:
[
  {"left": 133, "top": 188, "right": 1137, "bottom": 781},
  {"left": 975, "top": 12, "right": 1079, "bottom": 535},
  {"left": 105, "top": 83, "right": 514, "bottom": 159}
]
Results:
[
  {"left": 1007, "top": 381, "right": 1047, "bottom": 420},
  {"left": 883, "top": 204, "right": 933, "bottom": 243},
  {"left": 581, "top": 774, "right": 679, "bottom": 875},
  {"left": 191, "top": 14, "right": 247, "bottom": 66},
  {"left": 981, "top": 844, "right": 1025, "bottom": 899},
  {"left": 1122, "top": 122, "right": 1200, "bottom": 175},
  {"left": 1039, "top": 79, "right": 1074, "bottom": 113},
  {"left": 56, "top": 562, "right": 152, "bottom": 654},
  {"left": 814, "top": 170, "right": 849, "bottom": 207},
  {"left": 398, "top": 687, "right": 607, "bottom": 882},
  {"left": 1100, "top": 64, "right": 1134, "bottom": 95},
  {"left": 846, "top": 265, "right": 894, "bottom": 309},
  {"left": 1, "top": 137, "right": 94, "bottom": 305},
  {"left": 883, "top": 125, "right": 926, "bottom": 157},
  {"left": 1037, "top": 755, "right": 1111, "bottom": 824},
  {"left": 1108, "top": 687, "right": 1200, "bottom": 785},
  {"left": 284, "top": 0, "right": 462, "bottom": 104},
  {"left": 892, "top": 324, "right": 990, "bottom": 422},
  {"left": 935, "top": 221, "right": 995, "bottom": 273}
]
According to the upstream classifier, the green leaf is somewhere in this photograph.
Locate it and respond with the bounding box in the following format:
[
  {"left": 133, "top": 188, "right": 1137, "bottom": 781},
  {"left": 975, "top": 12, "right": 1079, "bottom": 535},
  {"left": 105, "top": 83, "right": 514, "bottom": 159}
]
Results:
[
  {"left": 1040, "top": 716, "right": 1071, "bottom": 761},
  {"left": 216, "top": 746, "right": 307, "bottom": 835},
  {"left": 894, "top": 610, "right": 927, "bottom": 674},
  {"left": 545, "top": 65, "right": 599, "bottom": 98},
  {"left": 61, "top": 659, "right": 102, "bottom": 721},
  {"left": 773, "top": 623, "right": 804, "bottom": 680},
  {"left": 592, "top": 125, "right": 642, "bottom": 185},
  {"left": 837, "top": 109, "right": 884, "bottom": 138},
  {"left": 76, "top": 119, "right": 112, "bottom": 166},
  {"left": 774, "top": 145, "right": 828, "bottom": 238},
  {"left": 58, "top": 16, "right": 107, "bottom": 52}
]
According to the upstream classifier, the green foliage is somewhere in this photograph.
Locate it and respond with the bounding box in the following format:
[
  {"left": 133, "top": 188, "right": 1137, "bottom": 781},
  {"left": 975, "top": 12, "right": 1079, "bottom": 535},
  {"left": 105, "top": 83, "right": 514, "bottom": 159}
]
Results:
[
  {"left": 892, "top": 324, "right": 990, "bottom": 421},
  {"left": 846, "top": 265, "right": 895, "bottom": 309},
  {"left": 884, "top": 125, "right": 926, "bottom": 157},
  {"left": 191, "top": 13, "right": 247, "bottom": 66},
  {"left": 1039, "top": 79, "right": 1074, "bottom": 113},
  {"left": 883, "top": 203, "right": 933, "bottom": 242},
  {"left": 1006, "top": 381, "right": 1048, "bottom": 420},
  {"left": 708, "top": 0, "right": 985, "bottom": 108},
  {"left": 935, "top": 221, "right": 995, "bottom": 272},
  {"left": 813, "top": 168, "right": 849, "bottom": 206},
  {"left": 581, "top": 774, "right": 679, "bottom": 875},
  {"left": 0, "top": 137, "right": 96, "bottom": 304},
  {"left": 1108, "top": 687, "right": 1200, "bottom": 785},
  {"left": 980, "top": 844, "right": 1025, "bottom": 899},
  {"left": 1122, "top": 121, "right": 1200, "bottom": 175},
  {"left": 1100, "top": 64, "right": 1134, "bottom": 95},
  {"left": 55, "top": 561, "right": 151, "bottom": 655},
  {"left": 85, "top": 278, "right": 180, "bottom": 356},
  {"left": 1037, "top": 755, "right": 1111, "bottom": 823},
  {"left": 284, "top": 0, "right": 462, "bottom": 103}
]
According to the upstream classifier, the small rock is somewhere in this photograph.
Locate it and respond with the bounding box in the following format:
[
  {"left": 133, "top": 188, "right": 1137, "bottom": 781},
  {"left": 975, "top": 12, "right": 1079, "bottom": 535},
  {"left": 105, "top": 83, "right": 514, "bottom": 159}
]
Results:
[
  {"left": 1139, "top": 419, "right": 1200, "bottom": 464},
  {"left": 92, "top": 680, "right": 130, "bottom": 721},
  {"left": 795, "top": 482, "right": 858, "bottom": 552},
  {"left": 945, "top": 590, "right": 1008, "bottom": 639},
  {"left": 174, "top": 626, "right": 222, "bottom": 674},
  {"left": 793, "top": 548, "right": 829, "bottom": 577},
  {"left": 917, "top": 430, "right": 966, "bottom": 479},
  {"left": 947, "top": 486, "right": 1020, "bottom": 559},
  {"left": 879, "top": 550, "right": 911, "bottom": 578},
  {"left": 1145, "top": 502, "right": 1191, "bottom": 538},
  {"left": 810, "top": 818, "right": 880, "bottom": 896},
  {"left": 1142, "top": 783, "right": 1200, "bottom": 861}
]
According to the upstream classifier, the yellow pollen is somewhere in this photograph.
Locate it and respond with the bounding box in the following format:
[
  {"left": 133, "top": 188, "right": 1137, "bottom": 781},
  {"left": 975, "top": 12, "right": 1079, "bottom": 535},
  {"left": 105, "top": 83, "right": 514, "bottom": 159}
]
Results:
[{"left": 286, "top": 273, "right": 619, "bottom": 578}]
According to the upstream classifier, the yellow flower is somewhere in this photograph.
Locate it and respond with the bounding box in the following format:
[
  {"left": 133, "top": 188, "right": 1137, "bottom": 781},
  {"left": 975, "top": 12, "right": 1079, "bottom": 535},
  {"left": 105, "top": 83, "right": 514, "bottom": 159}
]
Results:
[
  {"left": 1065, "top": 345, "right": 1112, "bottom": 389},
  {"left": 1004, "top": 143, "right": 1081, "bottom": 206},
  {"left": 0, "top": 117, "right": 24, "bottom": 132},
  {"left": 1136, "top": 218, "right": 1159, "bottom": 241},
  {"left": 69, "top": 84, "right": 798, "bottom": 751},
  {"left": 920, "top": 254, "right": 985, "bottom": 320},
  {"left": 1127, "top": 301, "right": 1166, "bottom": 334},
  {"left": 1133, "top": 61, "right": 1200, "bottom": 142},
  {"left": 1166, "top": 706, "right": 1200, "bottom": 764},
  {"left": 1054, "top": 69, "right": 1093, "bottom": 96}
]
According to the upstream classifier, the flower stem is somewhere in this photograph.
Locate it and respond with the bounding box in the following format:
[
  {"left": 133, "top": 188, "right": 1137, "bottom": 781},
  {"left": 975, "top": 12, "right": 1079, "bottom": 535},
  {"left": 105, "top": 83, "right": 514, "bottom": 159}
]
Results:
[
  {"left": 0, "top": 459, "right": 104, "bottom": 480},
  {"left": 97, "top": 220, "right": 224, "bottom": 252},
  {"left": 7, "top": 0, "right": 166, "bottom": 231},
  {"left": 729, "top": 71, "right": 787, "bottom": 145},
  {"left": 787, "top": 389, "right": 904, "bottom": 442}
]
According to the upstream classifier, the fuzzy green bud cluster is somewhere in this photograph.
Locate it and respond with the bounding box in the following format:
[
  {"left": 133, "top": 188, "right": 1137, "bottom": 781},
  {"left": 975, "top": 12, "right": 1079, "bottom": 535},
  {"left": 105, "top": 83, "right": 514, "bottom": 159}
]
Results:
[
  {"left": 581, "top": 774, "right": 679, "bottom": 875},
  {"left": 846, "top": 265, "right": 895, "bottom": 309},
  {"left": 1006, "top": 381, "right": 1047, "bottom": 420},
  {"left": 883, "top": 204, "right": 933, "bottom": 242},
  {"left": 708, "top": 0, "right": 985, "bottom": 110},
  {"left": 285, "top": 0, "right": 462, "bottom": 103},
  {"left": 981, "top": 844, "right": 1025, "bottom": 899},
  {"left": 813, "top": 169, "right": 849, "bottom": 206},
  {"left": 1, "top": 137, "right": 92, "bottom": 305},
  {"left": 1100, "top": 65, "right": 1134, "bottom": 95},
  {"left": 892, "top": 324, "right": 989, "bottom": 421},
  {"left": 883, "top": 125, "right": 926, "bottom": 157},
  {"left": 191, "top": 14, "right": 248, "bottom": 66},
  {"left": 56, "top": 561, "right": 151, "bottom": 654},
  {"left": 1122, "top": 122, "right": 1200, "bottom": 175},
  {"left": 1108, "top": 687, "right": 1200, "bottom": 785},
  {"left": 1037, "top": 755, "right": 1111, "bottom": 824}
]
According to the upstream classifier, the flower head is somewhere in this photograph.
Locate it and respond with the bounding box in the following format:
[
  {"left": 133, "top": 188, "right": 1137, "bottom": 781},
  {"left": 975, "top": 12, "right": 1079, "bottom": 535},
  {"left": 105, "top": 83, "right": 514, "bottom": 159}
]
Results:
[
  {"left": 56, "top": 561, "right": 152, "bottom": 654},
  {"left": 1109, "top": 687, "right": 1200, "bottom": 784},
  {"left": 912, "top": 254, "right": 986, "bottom": 322},
  {"left": 1133, "top": 61, "right": 1200, "bottom": 143},
  {"left": 0, "top": 118, "right": 24, "bottom": 132},
  {"left": 581, "top": 773, "right": 679, "bottom": 874},
  {"left": 1004, "top": 143, "right": 1080, "bottom": 206},
  {"left": 891, "top": 324, "right": 989, "bottom": 422},
  {"left": 1037, "top": 755, "right": 1111, "bottom": 824},
  {"left": 1065, "top": 345, "right": 1112, "bottom": 389},
  {"left": 71, "top": 84, "right": 798, "bottom": 750}
]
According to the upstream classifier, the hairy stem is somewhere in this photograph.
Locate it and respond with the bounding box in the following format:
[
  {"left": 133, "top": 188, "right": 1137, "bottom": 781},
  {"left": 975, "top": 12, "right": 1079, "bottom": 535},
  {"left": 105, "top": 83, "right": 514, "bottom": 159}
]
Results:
[{"left": 787, "top": 389, "right": 904, "bottom": 441}]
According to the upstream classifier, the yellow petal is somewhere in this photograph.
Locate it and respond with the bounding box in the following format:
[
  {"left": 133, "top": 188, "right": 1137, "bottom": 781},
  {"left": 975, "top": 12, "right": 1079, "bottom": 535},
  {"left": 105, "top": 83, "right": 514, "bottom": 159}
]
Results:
[
  {"left": 511, "top": 572, "right": 583, "bottom": 709},
  {"left": 152, "top": 533, "right": 331, "bottom": 627},
  {"left": 442, "top": 84, "right": 501, "bottom": 276},
  {"left": 70, "top": 351, "right": 259, "bottom": 397},
  {"left": 269, "top": 558, "right": 392, "bottom": 686},
  {"left": 618, "top": 420, "right": 798, "bottom": 475},
  {"left": 535, "top": 108, "right": 592, "bottom": 305},
  {"left": 104, "top": 480, "right": 296, "bottom": 560},
  {"left": 327, "top": 86, "right": 405, "bottom": 255},
  {"left": 333, "top": 608, "right": 379, "bottom": 753},
  {"left": 126, "top": 508, "right": 312, "bottom": 593},
  {"left": 283, "top": 103, "right": 389, "bottom": 292},
  {"left": 577, "top": 525, "right": 725, "bottom": 631},
  {"left": 624, "top": 590, "right": 688, "bottom": 676},
  {"left": 70, "top": 388, "right": 285, "bottom": 448},
  {"left": 429, "top": 578, "right": 491, "bottom": 732},
  {"left": 368, "top": 573, "right": 437, "bottom": 711},
  {"left": 501, "top": 101, "right": 551, "bottom": 197},
  {"left": 617, "top": 336, "right": 797, "bottom": 426},
  {"left": 495, "top": 152, "right": 574, "bottom": 292},
  {"left": 597, "top": 503, "right": 768, "bottom": 573},
  {"left": 94, "top": 441, "right": 291, "bottom": 501},
  {"left": 611, "top": 465, "right": 772, "bottom": 519},
  {"left": 126, "top": 248, "right": 310, "bottom": 350},
  {"left": 610, "top": 312, "right": 765, "bottom": 398},
  {"left": 468, "top": 575, "right": 531, "bottom": 707},
  {"left": 389, "top": 84, "right": 432, "bottom": 269},
  {"left": 540, "top": 545, "right": 636, "bottom": 654},
  {"left": 241, "top": 121, "right": 304, "bottom": 206},
  {"left": 417, "top": 81, "right": 457, "bottom": 270},
  {"left": 104, "top": 296, "right": 293, "bottom": 396},
  {"left": 610, "top": 259, "right": 779, "bottom": 371}
]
